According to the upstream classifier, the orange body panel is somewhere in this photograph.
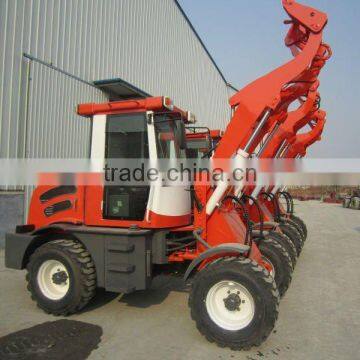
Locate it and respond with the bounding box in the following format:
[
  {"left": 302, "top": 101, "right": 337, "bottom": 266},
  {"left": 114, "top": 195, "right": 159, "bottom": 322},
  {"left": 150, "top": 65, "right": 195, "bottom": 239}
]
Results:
[{"left": 28, "top": 185, "right": 85, "bottom": 227}]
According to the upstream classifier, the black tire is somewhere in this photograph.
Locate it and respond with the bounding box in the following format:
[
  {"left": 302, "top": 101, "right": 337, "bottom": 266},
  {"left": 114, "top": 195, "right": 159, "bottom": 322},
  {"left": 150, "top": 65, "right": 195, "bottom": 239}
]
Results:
[
  {"left": 26, "top": 239, "right": 96, "bottom": 315},
  {"left": 279, "top": 223, "right": 303, "bottom": 256},
  {"left": 290, "top": 214, "right": 307, "bottom": 238},
  {"left": 281, "top": 217, "right": 306, "bottom": 242},
  {"left": 267, "top": 231, "right": 297, "bottom": 268},
  {"left": 258, "top": 238, "right": 293, "bottom": 297},
  {"left": 189, "top": 257, "right": 279, "bottom": 350}
]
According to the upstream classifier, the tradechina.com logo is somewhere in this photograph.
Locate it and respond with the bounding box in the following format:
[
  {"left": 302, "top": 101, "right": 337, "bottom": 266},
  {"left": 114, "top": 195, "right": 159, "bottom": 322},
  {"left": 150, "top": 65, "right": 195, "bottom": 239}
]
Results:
[
  {"left": 103, "top": 162, "right": 257, "bottom": 186},
  {"left": 1, "top": 158, "right": 360, "bottom": 187}
]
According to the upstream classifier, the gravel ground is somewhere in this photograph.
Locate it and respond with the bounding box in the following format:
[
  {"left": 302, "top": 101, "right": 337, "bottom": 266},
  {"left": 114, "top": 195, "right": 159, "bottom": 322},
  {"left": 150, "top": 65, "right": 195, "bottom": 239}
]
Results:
[{"left": 0, "top": 201, "right": 359, "bottom": 360}]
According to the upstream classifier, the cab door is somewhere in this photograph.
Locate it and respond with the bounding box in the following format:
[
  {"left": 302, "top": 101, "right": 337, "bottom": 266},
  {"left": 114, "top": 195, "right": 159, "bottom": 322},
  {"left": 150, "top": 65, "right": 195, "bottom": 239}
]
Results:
[{"left": 85, "top": 112, "right": 150, "bottom": 226}]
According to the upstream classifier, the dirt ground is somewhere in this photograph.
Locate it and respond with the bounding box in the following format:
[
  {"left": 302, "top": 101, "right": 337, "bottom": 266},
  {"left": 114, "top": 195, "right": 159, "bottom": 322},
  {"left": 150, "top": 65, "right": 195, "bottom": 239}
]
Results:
[{"left": 0, "top": 201, "right": 359, "bottom": 360}]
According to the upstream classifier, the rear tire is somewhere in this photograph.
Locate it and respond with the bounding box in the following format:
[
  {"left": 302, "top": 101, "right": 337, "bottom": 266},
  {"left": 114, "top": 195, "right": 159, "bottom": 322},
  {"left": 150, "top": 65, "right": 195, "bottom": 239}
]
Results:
[
  {"left": 189, "top": 257, "right": 279, "bottom": 350},
  {"left": 26, "top": 239, "right": 96, "bottom": 315},
  {"left": 258, "top": 238, "right": 293, "bottom": 297}
]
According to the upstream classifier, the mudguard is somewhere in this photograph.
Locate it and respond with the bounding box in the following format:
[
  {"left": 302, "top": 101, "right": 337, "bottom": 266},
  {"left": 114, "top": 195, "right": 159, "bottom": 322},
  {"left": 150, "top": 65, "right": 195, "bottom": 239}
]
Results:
[{"left": 183, "top": 243, "right": 250, "bottom": 281}]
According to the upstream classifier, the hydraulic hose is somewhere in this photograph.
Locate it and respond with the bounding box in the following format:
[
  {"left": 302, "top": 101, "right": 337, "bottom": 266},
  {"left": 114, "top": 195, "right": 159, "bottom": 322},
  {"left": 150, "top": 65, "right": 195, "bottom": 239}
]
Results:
[
  {"left": 222, "top": 195, "right": 252, "bottom": 248},
  {"left": 260, "top": 192, "right": 281, "bottom": 222},
  {"left": 241, "top": 194, "right": 265, "bottom": 240},
  {"left": 278, "top": 191, "right": 294, "bottom": 214}
]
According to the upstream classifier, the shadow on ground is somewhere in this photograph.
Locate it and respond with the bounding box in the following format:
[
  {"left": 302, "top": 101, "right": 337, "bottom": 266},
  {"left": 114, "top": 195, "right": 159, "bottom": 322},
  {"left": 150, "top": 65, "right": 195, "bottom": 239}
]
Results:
[
  {"left": 78, "top": 274, "right": 190, "bottom": 312},
  {"left": 79, "top": 288, "right": 119, "bottom": 314},
  {"left": 0, "top": 319, "right": 102, "bottom": 360},
  {"left": 120, "top": 274, "right": 190, "bottom": 308}
]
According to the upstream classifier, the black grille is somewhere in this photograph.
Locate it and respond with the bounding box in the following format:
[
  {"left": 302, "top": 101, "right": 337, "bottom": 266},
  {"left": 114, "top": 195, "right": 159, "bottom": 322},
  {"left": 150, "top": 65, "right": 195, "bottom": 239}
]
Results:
[
  {"left": 44, "top": 200, "right": 72, "bottom": 217},
  {"left": 40, "top": 186, "right": 77, "bottom": 203}
]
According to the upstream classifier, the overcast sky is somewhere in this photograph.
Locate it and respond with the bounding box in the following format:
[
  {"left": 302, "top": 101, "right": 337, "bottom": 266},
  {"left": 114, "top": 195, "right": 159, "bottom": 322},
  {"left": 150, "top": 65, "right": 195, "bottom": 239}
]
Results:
[{"left": 178, "top": 0, "right": 360, "bottom": 158}]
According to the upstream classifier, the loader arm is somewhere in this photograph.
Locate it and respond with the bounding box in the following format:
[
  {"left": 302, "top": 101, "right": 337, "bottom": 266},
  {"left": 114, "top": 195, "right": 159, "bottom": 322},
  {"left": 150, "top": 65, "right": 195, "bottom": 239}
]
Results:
[
  {"left": 285, "top": 109, "right": 326, "bottom": 158},
  {"left": 187, "top": 1, "right": 332, "bottom": 270},
  {"left": 205, "top": 0, "right": 330, "bottom": 218},
  {"left": 258, "top": 107, "right": 326, "bottom": 197},
  {"left": 258, "top": 84, "right": 320, "bottom": 158},
  {"left": 260, "top": 108, "right": 326, "bottom": 207},
  {"left": 245, "top": 101, "right": 324, "bottom": 193},
  {"left": 214, "top": 0, "right": 328, "bottom": 161}
]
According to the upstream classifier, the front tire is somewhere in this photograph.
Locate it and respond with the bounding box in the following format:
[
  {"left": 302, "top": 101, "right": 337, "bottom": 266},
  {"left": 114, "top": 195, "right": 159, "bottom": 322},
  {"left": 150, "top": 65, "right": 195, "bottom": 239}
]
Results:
[
  {"left": 279, "top": 223, "right": 303, "bottom": 256},
  {"left": 258, "top": 238, "right": 293, "bottom": 297},
  {"left": 189, "top": 257, "right": 279, "bottom": 350},
  {"left": 267, "top": 231, "right": 297, "bottom": 268},
  {"left": 281, "top": 217, "right": 306, "bottom": 242},
  {"left": 290, "top": 214, "right": 308, "bottom": 238},
  {"left": 26, "top": 239, "right": 96, "bottom": 315}
]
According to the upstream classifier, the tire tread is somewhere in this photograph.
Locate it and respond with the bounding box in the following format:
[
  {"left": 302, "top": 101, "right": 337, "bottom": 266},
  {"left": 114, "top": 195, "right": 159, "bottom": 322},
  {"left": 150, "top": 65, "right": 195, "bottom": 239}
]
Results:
[
  {"left": 189, "top": 257, "right": 279, "bottom": 350},
  {"left": 26, "top": 239, "right": 96, "bottom": 316}
]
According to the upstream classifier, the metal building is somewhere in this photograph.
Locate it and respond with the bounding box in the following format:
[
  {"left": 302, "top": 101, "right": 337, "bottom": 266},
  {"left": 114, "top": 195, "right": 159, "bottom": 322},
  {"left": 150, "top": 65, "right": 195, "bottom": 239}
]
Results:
[{"left": 0, "top": 0, "right": 235, "bottom": 242}]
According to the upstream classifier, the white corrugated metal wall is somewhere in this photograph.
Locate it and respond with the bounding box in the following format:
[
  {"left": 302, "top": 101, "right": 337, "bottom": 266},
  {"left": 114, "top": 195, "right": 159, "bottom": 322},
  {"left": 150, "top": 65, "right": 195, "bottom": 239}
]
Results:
[
  {"left": 26, "top": 61, "right": 106, "bottom": 158},
  {"left": 0, "top": 0, "right": 232, "bottom": 160},
  {"left": 24, "top": 60, "right": 107, "bottom": 217}
]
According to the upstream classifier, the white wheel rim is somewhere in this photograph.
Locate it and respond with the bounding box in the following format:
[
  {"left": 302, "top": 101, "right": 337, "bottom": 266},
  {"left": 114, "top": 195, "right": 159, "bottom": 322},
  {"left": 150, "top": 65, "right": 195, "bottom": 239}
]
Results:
[
  {"left": 262, "top": 256, "right": 276, "bottom": 278},
  {"left": 206, "top": 281, "right": 255, "bottom": 331},
  {"left": 37, "top": 260, "right": 70, "bottom": 300}
]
